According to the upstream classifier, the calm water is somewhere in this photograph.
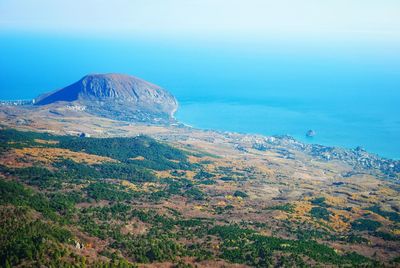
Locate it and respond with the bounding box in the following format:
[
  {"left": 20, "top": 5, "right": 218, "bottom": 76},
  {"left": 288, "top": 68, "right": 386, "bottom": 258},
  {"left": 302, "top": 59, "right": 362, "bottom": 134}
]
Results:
[{"left": 1, "top": 33, "right": 399, "bottom": 159}]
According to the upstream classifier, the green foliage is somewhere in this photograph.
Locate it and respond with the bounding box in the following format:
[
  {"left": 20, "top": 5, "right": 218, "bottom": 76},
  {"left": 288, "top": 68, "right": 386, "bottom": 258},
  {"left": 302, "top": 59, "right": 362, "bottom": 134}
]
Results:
[
  {"left": 209, "top": 225, "right": 373, "bottom": 267},
  {"left": 311, "top": 197, "right": 328, "bottom": 207},
  {"left": 95, "top": 162, "right": 156, "bottom": 182},
  {"left": 209, "top": 225, "right": 255, "bottom": 239},
  {"left": 294, "top": 227, "right": 331, "bottom": 240},
  {"left": 367, "top": 205, "right": 400, "bottom": 223},
  {"left": 219, "top": 176, "right": 234, "bottom": 181},
  {"left": 184, "top": 188, "right": 205, "bottom": 200},
  {"left": 1, "top": 165, "right": 63, "bottom": 189},
  {"left": 54, "top": 159, "right": 157, "bottom": 183},
  {"left": 310, "top": 207, "right": 330, "bottom": 221},
  {"left": 0, "top": 127, "right": 194, "bottom": 179},
  {"left": 58, "top": 135, "right": 192, "bottom": 170},
  {"left": 194, "top": 170, "right": 214, "bottom": 180},
  {"left": 274, "top": 254, "right": 308, "bottom": 268},
  {"left": 268, "top": 203, "right": 295, "bottom": 213},
  {"left": 392, "top": 256, "right": 400, "bottom": 264},
  {"left": 2, "top": 158, "right": 154, "bottom": 190},
  {"left": 342, "top": 252, "right": 375, "bottom": 266},
  {"left": 77, "top": 203, "right": 133, "bottom": 240},
  {"left": 233, "top": 190, "right": 248, "bottom": 198},
  {"left": 105, "top": 210, "right": 214, "bottom": 263},
  {"left": 47, "top": 191, "right": 84, "bottom": 218},
  {"left": 173, "top": 260, "right": 195, "bottom": 268},
  {"left": 165, "top": 178, "right": 193, "bottom": 194},
  {"left": 0, "top": 206, "right": 72, "bottom": 267},
  {"left": 197, "top": 179, "right": 216, "bottom": 185},
  {"left": 342, "top": 234, "right": 369, "bottom": 244},
  {"left": 351, "top": 219, "right": 382, "bottom": 232},
  {"left": 0, "top": 128, "right": 55, "bottom": 150},
  {"left": 0, "top": 127, "right": 389, "bottom": 267},
  {"left": 0, "top": 179, "right": 59, "bottom": 221},
  {"left": 85, "top": 182, "right": 137, "bottom": 202},
  {"left": 373, "top": 231, "right": 399, "bottom": 241},
  {"left": 214, "top": 206, "right": 233, "bottom": 215},
  {"left": 53, "top": 159, "right": 102, "bottom": 179},
  {"left": 171, "top": 170, "right": 186, "bottom": 177},
  {"left": 115, "top": 235, "right": 186, "bottom": 263},
  {"left": 149, "top": 178, "right": 207, "bottom": 201}
]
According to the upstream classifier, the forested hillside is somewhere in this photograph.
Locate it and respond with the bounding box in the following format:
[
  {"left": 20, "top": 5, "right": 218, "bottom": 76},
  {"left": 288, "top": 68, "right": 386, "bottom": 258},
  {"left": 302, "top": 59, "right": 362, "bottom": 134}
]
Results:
[{"left": 0, "top": 128, "right": 399, "bottom": 267}]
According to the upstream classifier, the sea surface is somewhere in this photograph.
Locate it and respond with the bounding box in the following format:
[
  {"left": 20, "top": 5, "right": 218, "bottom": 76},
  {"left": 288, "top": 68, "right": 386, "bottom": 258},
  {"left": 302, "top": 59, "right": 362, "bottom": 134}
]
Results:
[{"left": 1, "top": 33, "right": 399, "bottom": 159}]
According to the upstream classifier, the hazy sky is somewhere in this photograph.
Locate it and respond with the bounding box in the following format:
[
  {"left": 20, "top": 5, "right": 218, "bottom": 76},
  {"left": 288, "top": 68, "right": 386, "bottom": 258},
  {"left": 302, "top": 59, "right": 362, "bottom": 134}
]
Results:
[{"left": 1, "top": 0, "right": 399, "bottom": 42}]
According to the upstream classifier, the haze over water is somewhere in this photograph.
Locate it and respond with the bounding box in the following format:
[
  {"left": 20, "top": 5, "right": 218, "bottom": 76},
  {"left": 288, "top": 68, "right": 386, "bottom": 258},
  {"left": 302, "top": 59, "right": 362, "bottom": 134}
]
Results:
[{"left": 0, "top": 33, "right": 399, "bottom": 159}]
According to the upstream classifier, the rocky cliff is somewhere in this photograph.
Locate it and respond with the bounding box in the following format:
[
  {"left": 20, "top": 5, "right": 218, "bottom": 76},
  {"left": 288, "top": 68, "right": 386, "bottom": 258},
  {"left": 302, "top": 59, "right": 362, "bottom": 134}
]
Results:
[{"left": 35, "top": 73, "right": 178, "bottom": 124}]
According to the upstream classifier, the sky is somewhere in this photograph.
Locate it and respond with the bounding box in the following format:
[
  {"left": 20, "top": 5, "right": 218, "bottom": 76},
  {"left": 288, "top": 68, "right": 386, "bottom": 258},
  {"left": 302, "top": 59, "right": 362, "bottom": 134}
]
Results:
[{"left": 1, "top": 0, "right": 400, "bottom": 43}]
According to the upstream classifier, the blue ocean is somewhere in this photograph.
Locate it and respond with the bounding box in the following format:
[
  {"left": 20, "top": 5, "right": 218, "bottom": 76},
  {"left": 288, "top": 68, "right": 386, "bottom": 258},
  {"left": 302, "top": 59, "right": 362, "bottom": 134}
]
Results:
[{"left": 1, "top": 33, "right": 399, "bottom": 159}]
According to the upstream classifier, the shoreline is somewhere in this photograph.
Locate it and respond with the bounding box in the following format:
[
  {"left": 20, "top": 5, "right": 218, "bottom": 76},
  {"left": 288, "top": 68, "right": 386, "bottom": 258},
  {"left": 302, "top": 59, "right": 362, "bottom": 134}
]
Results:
[
  {"left": 0, "top": 99, "right": 399, "bottom": 179},
  {"left": 176, "top": 101, "right": 400, "bottom": 161},
  {"left": 175, "top": 116, "right": 400, "bottom": 162}
]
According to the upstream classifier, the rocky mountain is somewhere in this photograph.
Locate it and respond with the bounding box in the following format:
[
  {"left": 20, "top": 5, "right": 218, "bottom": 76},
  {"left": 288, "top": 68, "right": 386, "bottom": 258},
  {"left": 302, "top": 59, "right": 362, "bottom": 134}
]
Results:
[{"left": 35, "top": 73, "right": 178, "bottom": 124}]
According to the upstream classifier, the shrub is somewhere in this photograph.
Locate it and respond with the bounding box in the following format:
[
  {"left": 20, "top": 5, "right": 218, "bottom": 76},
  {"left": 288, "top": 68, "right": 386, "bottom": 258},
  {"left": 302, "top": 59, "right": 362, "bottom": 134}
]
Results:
[
  {"left": 351, "top": 219, "right": 382, "bottom": 232},
  {"left": 310, "top": 207, "right": 330, "bottom": 221}
]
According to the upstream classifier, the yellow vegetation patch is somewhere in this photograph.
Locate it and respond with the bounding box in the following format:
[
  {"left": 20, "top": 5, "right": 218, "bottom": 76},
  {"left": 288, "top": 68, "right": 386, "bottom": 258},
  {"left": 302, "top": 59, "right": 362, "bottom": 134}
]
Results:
[
  {"left": 143, "top": 182, "right": 157, "bottom": 192},
  {"left": 11, "top": 147, "right": 117, "bottom": 165},
  {"left": 224, "top": 194, "right": 244, "bottom": 204},
  {"left": 324, "top": 196, "right": 346, "bottom": 206},
  {"left": 217, "top": 201, "right": 227, "bottom": 206},
  {"left": 377, "top": 187, "right": 397, "bottom": 197},
  {"left": 273, "top": 211, "right": 288, "bottom": 220},
  {"left": 187, "top": 155, "right": 203, "bottom": 164},
  {"left": 184, "top": 170, "right": 196, "bottom": 179},
  {"left": 225, "top": 195, "right": 234, "bottom": 200},
  {"left": 155, "top": 170, "right": 196, "bottom": 179},
  {"left": 393, "top": 229, "right": 400, "bottom": 235},
  {"left": 258, "top": 230, "right": 269, "bottom": 236},
  {"left": 34, "top": 139, "right": 59, "bottom": 145},
  {"left": 350, "top": 193, "right": 374, "bottom": 203},
  {"left": 329, "top": 213, "right": 350, "bottom": 232},
  {"left": 293, "top": 201, "right": 313, "bottom": 218},
  {"left": 121, "top": 180, "right": 138, "bottom": 191},
  {"left": 155, "top": 170, "right": 173, "bottom": 179}
]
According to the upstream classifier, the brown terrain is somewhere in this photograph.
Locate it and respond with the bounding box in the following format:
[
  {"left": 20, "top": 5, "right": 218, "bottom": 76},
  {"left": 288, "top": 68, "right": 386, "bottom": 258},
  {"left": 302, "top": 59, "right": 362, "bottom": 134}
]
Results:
[
  {"left": 0, "top": 75, "right": 399, "bottom": 267},
  {"left": 1, "top": 100, "right": 399, "bottom": 265}
]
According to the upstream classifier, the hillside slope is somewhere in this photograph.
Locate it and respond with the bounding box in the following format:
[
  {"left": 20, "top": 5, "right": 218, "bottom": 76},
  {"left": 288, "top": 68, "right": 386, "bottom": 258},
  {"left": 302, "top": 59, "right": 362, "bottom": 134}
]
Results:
[
  {"left": 35, "top": 74, "right": 178, "bottom": 124},
  {"left": 0, "top": 128, "right": 399, "bottom": 267}
]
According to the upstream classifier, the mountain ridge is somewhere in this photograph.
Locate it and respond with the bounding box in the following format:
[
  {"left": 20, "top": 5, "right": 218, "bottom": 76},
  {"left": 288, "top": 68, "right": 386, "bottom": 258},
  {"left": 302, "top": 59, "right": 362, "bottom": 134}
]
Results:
[{"left": 34, "top": 73, "right": 178, "bottom": 124}]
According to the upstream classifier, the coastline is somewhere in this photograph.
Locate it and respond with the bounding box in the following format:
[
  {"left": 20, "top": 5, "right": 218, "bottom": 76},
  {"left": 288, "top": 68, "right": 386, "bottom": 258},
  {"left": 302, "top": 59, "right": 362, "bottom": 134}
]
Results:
[
  {"left": 176, "top": 100, "right": 400, "bottom": 160},
  {"left": 0, "top": 97, "right": 399, "bottom": 181}
]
